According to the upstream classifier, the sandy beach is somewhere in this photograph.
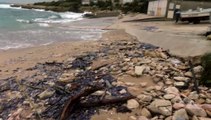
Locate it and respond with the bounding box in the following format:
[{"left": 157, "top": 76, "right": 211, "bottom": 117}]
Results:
[{"left": 1, "top": 14, "right": 211, "bottom": 120}]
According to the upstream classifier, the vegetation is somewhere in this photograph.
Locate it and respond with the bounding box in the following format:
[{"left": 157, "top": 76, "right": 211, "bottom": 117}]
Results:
[
  {"left": 33, "top": 0, "right": 149, "bottom": 13},
  {"left": 33, "top": 0, "right": 81, "bottom": 12},
  {"left": 200, "top": 53, "right": 211, "bottom": 87},
  {"left": 121, "top": 0, "right": 148, "bottom": 13}
]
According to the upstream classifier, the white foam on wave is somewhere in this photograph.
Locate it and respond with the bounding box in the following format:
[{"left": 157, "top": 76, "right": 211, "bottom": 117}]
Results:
[
  {"left": 16, "top": 19, "right": 32, "bottom": 24},
  {"left": 32, "top": 8, "right": 45, "bottom": 12},
  {"left": 0, "top": 43, "right": 32, "bottom": 50},
  {"left": 33, "top": 12, "right": 83, "bottom": 24},
  {"left": 38, "top": 23, "right": 50, "bottom": 27}
]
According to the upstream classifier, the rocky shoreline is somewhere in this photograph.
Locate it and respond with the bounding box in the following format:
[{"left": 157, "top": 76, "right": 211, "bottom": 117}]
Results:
[{"left": 0, "top": 30, "right": 210, "bottom": 120}]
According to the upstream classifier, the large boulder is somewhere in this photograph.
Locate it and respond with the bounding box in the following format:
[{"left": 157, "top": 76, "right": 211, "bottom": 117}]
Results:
[{"left": 147, "top": 99, "right": 172, "bottom": 116}]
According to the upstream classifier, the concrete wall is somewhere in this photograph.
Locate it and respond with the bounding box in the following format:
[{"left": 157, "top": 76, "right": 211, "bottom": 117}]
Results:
[
  {"left": 172, "top": 1, "right": 211, "bottom": 11},
  {"left": 147, "top": 0, "right": 168, "bottom": 17}
]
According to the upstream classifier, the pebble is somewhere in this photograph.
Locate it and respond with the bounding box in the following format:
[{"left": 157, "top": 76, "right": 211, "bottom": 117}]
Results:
[
  {"left": 137, "top": 94, "right": 152, "bottom": 103},
  {"left": 172, "top": 109, "right": 189, "bottom": 120},
  {"left": 185, "top": 104, "right": 207, "bottom": 117},
  {"left": 173, "top": 103, "right": 185, "bottom": 110},
  {"left": 188, "top": 91, "right": 199, "bottom": 100},
  {"left": 127, "top": 99, "right": 139, "bottom": 109},
  {"left": 119, "top": 89, "right": 127, "bottom": 94},
  {"left": 184, "top": 71, "right": 193, "bottom": 77},
  {"left": 92, "top": 90, "right": 105, "bottom": 96},
  {"left": 38, "top": 89, "right": 55, "bottom": 100},
  {"left": 173, "top": 77, "right": 189, "bottom": 82},
  {"left": 163, "top": 94, "right": 176, "bottom": 100},
  {"left": 174, "top": 81, "right": 188, "bottom": 89},
  {"left": 193, "top": 65, "right": 203, "bottom": 73},
  {"left": 165, "top": 87, "right": 179, "bottom": 95},
  {"left": 137, "top": 116, "right": 149, "bottom": 120},
  {"left": 135, "top": 66, "right": 146, "bottom": 76},
  {"left": 147, "top": 99, "right": 172, "bottom": 116},
  {"left": 141, "top": 108, "right": 152, "bottom": 118},
  {"left": 140, "top": 82, "right": 147, "bottom": 87}
]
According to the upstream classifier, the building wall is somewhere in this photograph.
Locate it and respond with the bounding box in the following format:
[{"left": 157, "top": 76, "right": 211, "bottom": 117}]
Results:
[{"left": 147, "top": 0, "right": 168, "bottom": 17}]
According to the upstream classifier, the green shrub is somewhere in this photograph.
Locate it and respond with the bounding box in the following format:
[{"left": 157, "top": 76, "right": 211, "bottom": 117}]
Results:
[{"left": 201, "top": 53, "right": 211, "bottom": 86}]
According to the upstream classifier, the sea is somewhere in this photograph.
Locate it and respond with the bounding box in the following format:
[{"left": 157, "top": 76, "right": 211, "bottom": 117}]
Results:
[{"left": 0, "top": 3, "right": 116, "bottom": 50}]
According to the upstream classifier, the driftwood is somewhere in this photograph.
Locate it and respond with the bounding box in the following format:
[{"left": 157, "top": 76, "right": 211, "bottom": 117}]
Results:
[
  {"left": 79, "top": 94, "right": 135, "bottom": 108},
  {"left": 60, "top": 85, "right": 104, "bottom": 120}
]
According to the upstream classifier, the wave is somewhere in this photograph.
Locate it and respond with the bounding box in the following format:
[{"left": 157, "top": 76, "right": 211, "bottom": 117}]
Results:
[
  {"left": 16, "top": 19, "right": 32, "bottom": 24},
  {"left": 0, "top": 43, "right": 32, "bottom": 50},
  {"left": 32, "top": 12, "right": 83, "bottom": 24}
]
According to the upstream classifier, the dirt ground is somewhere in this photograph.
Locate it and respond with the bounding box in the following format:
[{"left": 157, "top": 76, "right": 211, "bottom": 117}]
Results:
[{"left": 110, "top": 14, "right": 211, "bottom": 58}]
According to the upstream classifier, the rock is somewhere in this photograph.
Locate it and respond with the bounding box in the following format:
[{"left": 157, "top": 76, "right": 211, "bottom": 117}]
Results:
[
  {"left": 206, "top": 99, "right": 211, "bottom": 104},
  {"left": 141, "top": 108, "right": 152, "bottom": 118},
  {"left": 173, "top": 103, "right": 185, "bottom": 110},
  {"left": 125, "top": 82, "right": 135, "bottom": 86},
  {"left": 153, "top": 77, "right": 161, "bottom": 83},
  {"left": 174, "top": 77, "right": 189, "bottom": 82},
  {"left": 206, "top": 110, "right": 211, "bottom": 117},
  {"left": 171, "top": 96, "right": 183, "bottom": 104},
  {"left": 201, "top": 104, "right": 211, "bottom": 112},
  {"left": 192, "top": 116, "right": 199, "bottom": 120},
  {"left": 174, "top": 81, "right": 188, "bottom": 89},
  {"left": 207, "top": 35, "right": 211, "bottom": 40},
  {"left": 196, "top": 98, "right": 206, "bottom": 104},
  {"left": 137, "top": 94, "right": 152, "bottom": 103},
  {"left": 193, "top": 66, "right": 203, "bottom": 73},
  {"left": 165, "top": 87, "right": 179, "bottom": 95},
  {"left": 137, "top": 116, "right": 149, "bottom": 120},
  {"left": 198, "top": 117, "right": 211, "bottom": 120},
  {"left": 163, "top": 94, "right": 176, "bottom": 100},
  {"left": 184, "top": 71, "right": 193, "bottom": 77},
  {"left": 92, "top": 90, "right": 105, "bottom": 96},
  {"left": 183, "top": 97, "right": 194, "bottom": 104},
  {"left": 129, "top": 116, "right": 137, "bottom": 120},
  {"left": 38, "top": 89, "right": 55, "bottom": 99},
  {"left": 159, "top": 52, "right": 168, "bottom": 59},
  {"left": 172, "top": 109, "right": 189, "bottom": 120},
  {"left": 147, "top": 99, "right": 172, "bottom": 116},
  {"left": 185, "top": 104, "right": 207, "bottom": 117},
  {"left": 165, "top": 116, "right": 173, "bottom": 120},
  {"left": 65, "top": 83, "right": 72, "bottom": 90},
  {"left": 155, "top": 85, "right": 162, "bottom": 91},
  {"left": 151, "top": 116, "right": 159, "bottom": 120},
  {"left": 140, "top": 82, "right": 147, "bottom": 87},
  {"left": 127, "top": 99, "right": 139, "bottom": 109},
  {"left": 188, "top": 91, "right": 199, "bottom": 100},
  {"left": 135, "top": 66, "right": 146, "bottom": 76},
  {"left": 119, "top": 89, "right": 127, "bottom": 94}
]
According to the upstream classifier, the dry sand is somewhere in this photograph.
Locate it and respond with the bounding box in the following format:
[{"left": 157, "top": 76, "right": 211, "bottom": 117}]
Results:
[{"left": 110, "top": 14, "right": 211, "bottom": 57}]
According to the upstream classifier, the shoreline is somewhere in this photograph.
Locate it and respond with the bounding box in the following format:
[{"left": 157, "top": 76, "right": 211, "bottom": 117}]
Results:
[{"left": 1, "top": 14, "right": 211, "bottom": 120}]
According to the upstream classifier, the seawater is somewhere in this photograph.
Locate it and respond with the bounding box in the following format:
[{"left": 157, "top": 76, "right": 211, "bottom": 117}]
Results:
[{"left": 0, "top": 4, "right": 115, "bottom": 50}]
